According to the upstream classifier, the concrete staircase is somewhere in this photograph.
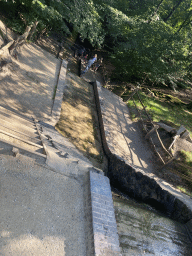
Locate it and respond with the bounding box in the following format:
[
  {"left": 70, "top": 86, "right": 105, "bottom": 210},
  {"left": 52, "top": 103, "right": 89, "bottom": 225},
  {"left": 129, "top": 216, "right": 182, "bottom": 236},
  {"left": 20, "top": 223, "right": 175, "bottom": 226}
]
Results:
[{"left": 0, "top": 105, "right": 46, "bottom": 160}]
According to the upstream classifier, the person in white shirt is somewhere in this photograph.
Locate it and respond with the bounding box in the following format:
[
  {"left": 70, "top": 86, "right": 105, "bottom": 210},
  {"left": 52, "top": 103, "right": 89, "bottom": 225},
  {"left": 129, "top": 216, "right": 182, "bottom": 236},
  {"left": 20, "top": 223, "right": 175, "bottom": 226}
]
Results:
[{"left": 81, "top": 54, "right": 97, "bottom": 76}]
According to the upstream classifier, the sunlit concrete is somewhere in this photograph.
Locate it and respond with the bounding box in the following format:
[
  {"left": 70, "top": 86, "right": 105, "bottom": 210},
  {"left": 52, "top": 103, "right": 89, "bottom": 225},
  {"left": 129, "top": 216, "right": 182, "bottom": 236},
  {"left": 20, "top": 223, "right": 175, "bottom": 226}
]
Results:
[
  {"left": 0, "top": 154, "right": 87, "bottom": 256},
  {"left": 0, "top": 43, "right": 60, "bottom": 121}
]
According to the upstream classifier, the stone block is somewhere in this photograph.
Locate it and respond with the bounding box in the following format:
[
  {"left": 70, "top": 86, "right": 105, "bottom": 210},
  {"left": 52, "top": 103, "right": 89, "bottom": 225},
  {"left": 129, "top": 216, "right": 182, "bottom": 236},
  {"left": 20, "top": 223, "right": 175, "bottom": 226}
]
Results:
[{"left": 89, "top": 170, "right": 121, "bottom": 256}]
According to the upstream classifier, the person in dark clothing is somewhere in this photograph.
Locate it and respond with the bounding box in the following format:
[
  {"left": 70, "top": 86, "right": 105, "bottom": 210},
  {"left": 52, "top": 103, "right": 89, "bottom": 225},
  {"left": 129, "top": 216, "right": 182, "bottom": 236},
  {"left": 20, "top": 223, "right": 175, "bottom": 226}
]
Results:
[
  {"left": 93, "top": 58, "right": 103, "bottom": 72},
  {"left": 77, "top": 47, "right": 85, "bottom": 59}
]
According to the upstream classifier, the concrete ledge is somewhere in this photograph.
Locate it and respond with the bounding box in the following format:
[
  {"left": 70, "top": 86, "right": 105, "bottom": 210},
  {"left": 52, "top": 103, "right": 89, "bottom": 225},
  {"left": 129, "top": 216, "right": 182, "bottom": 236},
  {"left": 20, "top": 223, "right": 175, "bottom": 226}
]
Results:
[
  {"left": 90, "top": 170, "right": 121, "bottom": 256},
  {"left": 92, "top": 80, "right": 192, "bottom": 224},
  {"left": 51, "top": 59, "right": 68, "bottom": 125}
]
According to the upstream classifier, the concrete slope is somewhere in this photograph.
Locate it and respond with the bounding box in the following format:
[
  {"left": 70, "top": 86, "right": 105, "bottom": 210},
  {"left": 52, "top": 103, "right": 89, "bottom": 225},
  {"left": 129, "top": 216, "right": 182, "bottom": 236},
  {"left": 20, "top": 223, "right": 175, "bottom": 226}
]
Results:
[{"left": 0, "top": 154, "right": 88, "bottom": 256}]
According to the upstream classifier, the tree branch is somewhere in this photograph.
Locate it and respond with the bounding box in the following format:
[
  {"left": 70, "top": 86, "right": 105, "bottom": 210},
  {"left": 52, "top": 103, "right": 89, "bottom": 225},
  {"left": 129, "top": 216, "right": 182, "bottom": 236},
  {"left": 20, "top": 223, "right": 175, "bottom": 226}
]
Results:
[
  {"left": 163, "top": 0, "right": 184, "bottom": 23},
  {"left": 148, "top": 0, "right": 164, "bottom": 24}
]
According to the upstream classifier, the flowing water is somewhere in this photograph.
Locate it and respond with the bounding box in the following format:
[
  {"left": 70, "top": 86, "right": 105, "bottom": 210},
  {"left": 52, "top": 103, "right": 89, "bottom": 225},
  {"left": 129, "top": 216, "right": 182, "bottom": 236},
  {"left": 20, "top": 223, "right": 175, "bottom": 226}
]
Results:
[{"left": 113, "top": 193, "right": 192, "bottom": 256}]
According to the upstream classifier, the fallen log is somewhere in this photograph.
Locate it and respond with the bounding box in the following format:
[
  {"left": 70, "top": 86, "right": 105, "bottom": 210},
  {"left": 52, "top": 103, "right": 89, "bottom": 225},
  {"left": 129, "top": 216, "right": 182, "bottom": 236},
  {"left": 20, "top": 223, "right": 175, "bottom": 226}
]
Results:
[
  {"left": 156, "top": 122, "right": 176, "bottom": 134},
  {"left": 145, "top": 124, "right": 159, "bottom": 139},
  {"left": 0, "top": 40, "right": 14, "bottom": 56}
]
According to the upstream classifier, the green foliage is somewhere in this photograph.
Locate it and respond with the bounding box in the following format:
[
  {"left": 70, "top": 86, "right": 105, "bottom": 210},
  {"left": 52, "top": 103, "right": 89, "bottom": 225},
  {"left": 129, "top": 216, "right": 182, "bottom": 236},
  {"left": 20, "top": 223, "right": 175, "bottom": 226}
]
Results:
[
  {"left": 32, "top": 0, "right": 70, "bottom": 34},
  {"left": 127, "top": 91, "right": 192, "bottom": 136},
  {"left": 176, "top": 150, "right": 192, "bottom": 194},
  {"left": 98, "top": 1, "right": 191, "bottom": 86},
  {"left": 100, "top": 5, "right": 132, "bottom": 48},
  {"left": 97, "top": 0, "right": 192, "bottom": 86},
  {"left": 1, "top": 0, "right": 192, "bottom": 87},
  {"left": 69, "top": 0, "right": 104, "bottom": 47}
]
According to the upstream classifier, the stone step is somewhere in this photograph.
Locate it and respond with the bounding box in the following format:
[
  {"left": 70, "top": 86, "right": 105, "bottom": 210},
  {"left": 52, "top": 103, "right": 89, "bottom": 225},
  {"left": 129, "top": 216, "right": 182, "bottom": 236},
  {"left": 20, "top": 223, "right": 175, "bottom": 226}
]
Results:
[
  {"left": 0, "top": 138, "right": 46, "bottom": 160},
  {"left": 0, "top": 116, "right": 39, "bottom": 138},
  {"left": 0, "top": 132, "right": 44, "bottom": 154},
  {"left": 0, "top": 123, "right": 41, "bottom": 144},
  {"left": 0, "top": 128, "right": 43, "bottom": 148},
  {"left": 0, "top": 106, "right": 35, "bottom": 128}
]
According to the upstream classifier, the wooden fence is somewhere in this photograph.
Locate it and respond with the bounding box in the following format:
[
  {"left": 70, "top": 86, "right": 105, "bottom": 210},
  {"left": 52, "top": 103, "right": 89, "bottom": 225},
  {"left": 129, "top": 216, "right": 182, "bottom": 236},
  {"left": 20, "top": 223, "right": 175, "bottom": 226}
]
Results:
[
  {"left": 126, "top": 87, "right": 174, "bottom": 165},
  {"left": 126, "top": 87, "right": 192, "bottom": 186}
]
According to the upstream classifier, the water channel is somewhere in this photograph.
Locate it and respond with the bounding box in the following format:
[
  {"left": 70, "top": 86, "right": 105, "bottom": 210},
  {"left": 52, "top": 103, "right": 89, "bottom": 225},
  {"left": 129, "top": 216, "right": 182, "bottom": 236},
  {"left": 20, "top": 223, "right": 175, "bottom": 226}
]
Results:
[{"left": 112, "top": 192, "right": 192, "bottom": 256}]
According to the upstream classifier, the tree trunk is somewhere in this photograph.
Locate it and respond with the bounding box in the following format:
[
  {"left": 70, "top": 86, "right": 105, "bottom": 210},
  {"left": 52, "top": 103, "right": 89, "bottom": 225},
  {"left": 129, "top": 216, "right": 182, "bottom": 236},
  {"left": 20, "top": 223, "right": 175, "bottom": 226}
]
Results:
[
  {"left": 176, "top": 10, "right": 192, "bottom": 33},
  {"left": 35, "top": 28, "right": 47, "bottom": 42},
  {"left": 0, "top": 28, "right": 9, "bottom": 45},
  {"left": 163, "top": 0, "right": 184, "bottom": 23},
  {"left": 56, "top": 40, "right": 64, "bottom": 59},
  {"left": 16, "top": 24, "right": 33, "bottom": 43},
  {"left": 9, "top": 24, "right": 33, "bottom": 57},
  {"left": 28, "top": 21, "right": 39, "bottom": 41}
]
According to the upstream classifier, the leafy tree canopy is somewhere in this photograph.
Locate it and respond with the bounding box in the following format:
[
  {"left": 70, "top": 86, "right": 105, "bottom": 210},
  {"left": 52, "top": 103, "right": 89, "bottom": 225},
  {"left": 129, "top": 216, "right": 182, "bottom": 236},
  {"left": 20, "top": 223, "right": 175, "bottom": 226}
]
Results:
[{"left": 0, "top": 0, "right": 192, "bottom": 87}]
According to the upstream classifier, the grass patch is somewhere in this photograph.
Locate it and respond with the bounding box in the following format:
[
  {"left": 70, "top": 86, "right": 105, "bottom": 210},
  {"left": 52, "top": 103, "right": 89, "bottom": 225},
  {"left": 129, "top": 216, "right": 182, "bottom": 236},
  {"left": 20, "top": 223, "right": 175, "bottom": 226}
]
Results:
[
  {"left": 126, "top": 89, "right": 192, "bottom": 195},
  {"left": 127, "top": 91, "right": 192, "bottom": 137},
  {"left": 52, "top": 84, "right": 57, "bottom": 100},
  {"left": 166, "top": 150, "right": 192, "bottom": 194},
  {"left": 177, "top": 186, "right": 192, "bottom": 197},
  {"left": 179, "top": 150, "right": 192, "bottom": 167},
  {"left": 56, "top": 72, "right": 104, "bottom": 169}
]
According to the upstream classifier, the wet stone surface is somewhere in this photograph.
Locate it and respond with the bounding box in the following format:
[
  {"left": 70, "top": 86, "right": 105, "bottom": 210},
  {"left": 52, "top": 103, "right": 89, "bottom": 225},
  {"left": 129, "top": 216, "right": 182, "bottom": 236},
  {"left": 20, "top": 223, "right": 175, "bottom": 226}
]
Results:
[{"left": 113, "top": 194, "right": 192, "bottom": 256}]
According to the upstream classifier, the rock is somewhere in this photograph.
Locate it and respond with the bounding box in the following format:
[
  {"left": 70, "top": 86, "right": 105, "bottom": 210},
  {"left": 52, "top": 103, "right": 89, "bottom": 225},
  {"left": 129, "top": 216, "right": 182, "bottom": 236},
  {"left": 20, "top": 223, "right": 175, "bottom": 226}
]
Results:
[
  {"left": 181, "top": 130, "right": 192, "bottom": 143},
  {"left": 12, "top": 147, "right": 19, "bottom": 157},
  {"left": 59, "top": 151, "right": 69, "bottom": 158},
  {"left": 157, "top": 122, "right": 177, "bottom": 134}
]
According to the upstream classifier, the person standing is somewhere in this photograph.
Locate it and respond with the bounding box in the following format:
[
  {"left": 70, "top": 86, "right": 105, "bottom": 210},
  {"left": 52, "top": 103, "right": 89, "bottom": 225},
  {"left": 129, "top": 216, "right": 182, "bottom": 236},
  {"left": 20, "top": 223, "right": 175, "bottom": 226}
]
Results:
[
  {"left": 77, "top": 47, "right": 85, "bottom": 59},
  {"left": 81, "top": 54, "right": 97, "bottom": 76},
  {"left": 93, "top": 57, "right": 103, "bottom": 72}
]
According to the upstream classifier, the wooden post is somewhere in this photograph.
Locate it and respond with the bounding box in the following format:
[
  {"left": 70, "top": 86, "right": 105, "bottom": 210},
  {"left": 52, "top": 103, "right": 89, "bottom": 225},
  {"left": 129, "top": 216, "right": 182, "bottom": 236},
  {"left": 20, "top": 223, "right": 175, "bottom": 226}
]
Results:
[
  {"left": 136, "top": 90, "right": 153, "bottom": 122},
  {"left": 155, "top": 129, "right": 173, "bottom": 157},
  {"left": 28, "top": 21, "right": 39, "bottom": 41},
  {"left": 145, "top": 124, "right": 159, "bottom": 139},
  {"left": 126, "top": 88, "right": 139, "bottom": 103},
  {"left": 157, "top": 122, "right": 176, "bottom": 134}
]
